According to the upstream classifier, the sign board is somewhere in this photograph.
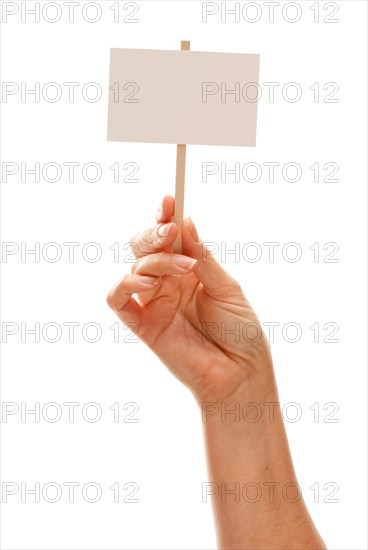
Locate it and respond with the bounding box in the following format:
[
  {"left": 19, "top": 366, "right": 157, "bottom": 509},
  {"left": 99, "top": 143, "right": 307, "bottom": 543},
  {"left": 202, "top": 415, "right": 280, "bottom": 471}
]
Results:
[{"left": 107, "top": 48, "right": 260, "bottom": 147}]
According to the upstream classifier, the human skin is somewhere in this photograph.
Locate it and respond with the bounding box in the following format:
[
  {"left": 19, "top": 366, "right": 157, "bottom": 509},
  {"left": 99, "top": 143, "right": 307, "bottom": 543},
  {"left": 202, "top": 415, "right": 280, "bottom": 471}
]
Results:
[{"left": 106, "top": 195, "right": 326, "bottom": 550}]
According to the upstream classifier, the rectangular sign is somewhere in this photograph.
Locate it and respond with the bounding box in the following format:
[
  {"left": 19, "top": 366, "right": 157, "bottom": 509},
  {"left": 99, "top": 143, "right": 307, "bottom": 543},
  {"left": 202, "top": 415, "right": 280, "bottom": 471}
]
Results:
[{"left": 107, "top": 48, "right": 260, "bottom": 146}]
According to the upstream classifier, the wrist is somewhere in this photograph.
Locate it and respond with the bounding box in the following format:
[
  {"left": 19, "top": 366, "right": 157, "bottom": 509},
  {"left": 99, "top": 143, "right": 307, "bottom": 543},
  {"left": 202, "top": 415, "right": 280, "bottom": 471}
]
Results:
[{"left": 195, "top": 362, "right": 279, "bottom": 422}]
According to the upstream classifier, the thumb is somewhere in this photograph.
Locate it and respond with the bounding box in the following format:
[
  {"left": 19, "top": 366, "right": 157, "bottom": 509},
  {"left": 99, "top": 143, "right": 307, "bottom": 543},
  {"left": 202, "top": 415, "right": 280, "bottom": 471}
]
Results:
[{"left": 181, "top": 217, "right": 241, "bottom": 298}]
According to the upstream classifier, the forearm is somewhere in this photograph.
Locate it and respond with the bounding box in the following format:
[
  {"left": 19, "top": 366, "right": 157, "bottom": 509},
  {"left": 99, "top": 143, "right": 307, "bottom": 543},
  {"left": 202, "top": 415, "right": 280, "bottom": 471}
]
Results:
[{"left": 201, "top": 375, "right": 326, "bottom": 550}]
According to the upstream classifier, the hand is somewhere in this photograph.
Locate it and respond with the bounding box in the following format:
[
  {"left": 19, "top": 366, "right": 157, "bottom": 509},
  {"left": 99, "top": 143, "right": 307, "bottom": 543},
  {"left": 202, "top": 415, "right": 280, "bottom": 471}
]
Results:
[{"left": 106, "top": 195, "right": 274, "bottom": 403}]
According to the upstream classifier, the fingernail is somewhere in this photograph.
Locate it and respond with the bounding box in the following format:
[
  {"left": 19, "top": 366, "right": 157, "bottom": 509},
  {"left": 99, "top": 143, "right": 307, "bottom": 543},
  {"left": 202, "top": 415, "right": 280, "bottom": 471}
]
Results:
[
  {"left": 174, "top": 256, "right": 197, "bottom": 271},
  {"left": 188, "top": 216, "right": 199, "bottom": 242},
  {"left": 158, "top": 223, "right": 173, "bottom": 237},
  {"left": 139, "top": 276, "right": 159, "bottom": 286}
]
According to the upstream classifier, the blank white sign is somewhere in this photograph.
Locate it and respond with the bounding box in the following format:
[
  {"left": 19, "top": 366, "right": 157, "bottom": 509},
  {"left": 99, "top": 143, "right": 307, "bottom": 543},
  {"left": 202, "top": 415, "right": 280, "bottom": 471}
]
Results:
[{"left": 107, "top": 48, "right": 260, "bottom": 146}]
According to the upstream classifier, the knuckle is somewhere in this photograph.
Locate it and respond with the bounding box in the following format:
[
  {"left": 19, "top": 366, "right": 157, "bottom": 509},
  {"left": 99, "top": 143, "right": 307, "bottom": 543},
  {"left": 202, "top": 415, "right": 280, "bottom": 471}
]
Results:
[
  {"left": 129, "top": 233, "right": 138, "bottom": 247},
  {"left": 106, "top": 274, "right": 130, "bottom": 310},
  {"left": 119, "top": 274, "right": 131, "bottom": 288},
  {"left": 144, "top": 228, "right": 156, "bottom": 247},
  {"left": 129, "top": 241, "right": 140, "bottom": 257},
  {"left": 106, "top": 289, "right": 116, "bottom": 310},
  {"left": 130, "top": 228, "right": 156, "bottom": 258},
  {"left": 131, "top": 260, "right": 139, "bottom": 274}
]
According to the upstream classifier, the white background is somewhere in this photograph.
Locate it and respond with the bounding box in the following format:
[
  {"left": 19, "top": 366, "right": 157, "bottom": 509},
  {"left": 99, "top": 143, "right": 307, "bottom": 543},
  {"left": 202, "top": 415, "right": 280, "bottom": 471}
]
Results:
[{"left": 1, "top": 1, "right": 367, "bottom": 549}]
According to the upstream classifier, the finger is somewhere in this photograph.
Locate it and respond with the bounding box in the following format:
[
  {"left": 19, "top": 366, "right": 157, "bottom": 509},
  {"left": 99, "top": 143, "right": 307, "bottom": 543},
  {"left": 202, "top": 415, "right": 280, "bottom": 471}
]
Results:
[
  {"left": 131, "top": 222, "right": 178, "bottom": 259},
  {"left": 106, "top": 274, "right": 160, "bottom": 325},
  {"left": 132, "top": 251, "right": 197, "bottom": 277},
  {"left": 156, "top": 195, "right": 175, "bottom": 224},
  {"left": 181, "top": 217, "right": 243, "bottom": 298}
]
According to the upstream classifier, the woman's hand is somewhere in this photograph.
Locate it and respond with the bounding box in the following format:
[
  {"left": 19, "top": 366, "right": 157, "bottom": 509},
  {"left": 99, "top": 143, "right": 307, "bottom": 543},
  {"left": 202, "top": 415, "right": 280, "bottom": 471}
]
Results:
[
  {"left": 106, "top": 195, "right": 274, "bottom": 403},
  {"left": 106, "top": 196, "right": 327, "bottom": 549}
]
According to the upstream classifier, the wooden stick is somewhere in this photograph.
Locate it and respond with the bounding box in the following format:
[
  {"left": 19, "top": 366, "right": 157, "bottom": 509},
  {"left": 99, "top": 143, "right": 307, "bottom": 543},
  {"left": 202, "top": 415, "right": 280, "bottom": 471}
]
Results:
[{"left": 173, "top": 40, "right": 190, "bottom": 254}]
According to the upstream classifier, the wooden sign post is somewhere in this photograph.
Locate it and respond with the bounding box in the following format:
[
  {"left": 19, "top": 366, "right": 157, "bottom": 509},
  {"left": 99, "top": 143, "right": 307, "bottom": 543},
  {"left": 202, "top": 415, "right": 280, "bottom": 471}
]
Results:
[{"left": 173, "top": 40, "right": 190, "bottom": 253}]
